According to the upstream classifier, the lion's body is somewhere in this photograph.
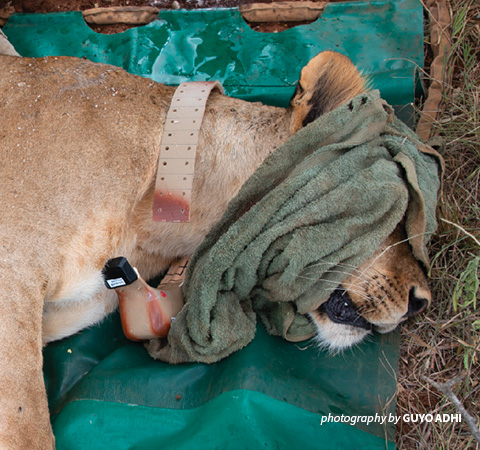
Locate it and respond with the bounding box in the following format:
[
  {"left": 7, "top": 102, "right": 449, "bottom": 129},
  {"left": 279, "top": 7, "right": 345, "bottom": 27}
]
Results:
[{"left": 0, "top": 52, "right": 430, "bottom": 448}]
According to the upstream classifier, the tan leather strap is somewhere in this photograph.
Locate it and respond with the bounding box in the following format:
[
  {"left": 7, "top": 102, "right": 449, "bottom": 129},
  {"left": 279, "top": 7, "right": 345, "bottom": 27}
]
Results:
[
  {"left": 153, "top": 81, "right": 224, "bottom": 222},
  {"left": 158, "top": 257, "right": 189, "bottom": 287}
]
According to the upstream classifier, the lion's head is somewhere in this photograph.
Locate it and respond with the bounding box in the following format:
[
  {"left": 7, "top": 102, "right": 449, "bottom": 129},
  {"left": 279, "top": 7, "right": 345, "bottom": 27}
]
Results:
[{"left": 288, "top": 51, "right": 432, "bottom": 351}]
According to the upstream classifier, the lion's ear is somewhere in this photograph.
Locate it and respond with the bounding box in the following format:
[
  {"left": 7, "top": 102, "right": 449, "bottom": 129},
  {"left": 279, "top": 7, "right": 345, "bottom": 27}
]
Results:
[
  {"left": 288, "top": 80, "right": 310, "bottom": 134},
  {"left": 289, "top": 51, "right": 367, "bottom": 134}
]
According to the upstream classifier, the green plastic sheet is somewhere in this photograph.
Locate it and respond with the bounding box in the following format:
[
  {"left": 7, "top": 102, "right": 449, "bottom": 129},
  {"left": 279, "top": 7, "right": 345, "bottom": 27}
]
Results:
[
  {"left": 2, "top": 1, "right": 426, "bottom": 447},
  {"left": 44, "top": 314, "right": 398, "bottom": 449}
]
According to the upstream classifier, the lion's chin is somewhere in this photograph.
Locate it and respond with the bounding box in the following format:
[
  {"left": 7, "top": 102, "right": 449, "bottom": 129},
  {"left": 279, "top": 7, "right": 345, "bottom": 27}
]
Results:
[
  {"left": 308, "top": 312, "right": 372, "bottom": 354},
  {"left": 373, "top": 323, "right": 399, "bottom": 334}
]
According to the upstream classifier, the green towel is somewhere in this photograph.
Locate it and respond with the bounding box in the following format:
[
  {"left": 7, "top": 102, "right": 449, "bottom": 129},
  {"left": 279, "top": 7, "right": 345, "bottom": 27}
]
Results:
[{"left": 147, "top": 91, "right": 443, "bottom": 364}]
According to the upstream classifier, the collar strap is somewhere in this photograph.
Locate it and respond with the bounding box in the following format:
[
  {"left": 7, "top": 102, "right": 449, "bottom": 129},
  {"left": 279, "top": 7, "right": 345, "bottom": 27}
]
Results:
[{"left": 153, "top": 81, "right": 224, "bottom": 222}]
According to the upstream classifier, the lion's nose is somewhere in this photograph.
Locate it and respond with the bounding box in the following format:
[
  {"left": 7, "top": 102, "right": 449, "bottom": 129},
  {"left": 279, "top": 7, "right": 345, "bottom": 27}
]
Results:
[{"left": 405, "top": 287, "right": 429, "bottom": 317}]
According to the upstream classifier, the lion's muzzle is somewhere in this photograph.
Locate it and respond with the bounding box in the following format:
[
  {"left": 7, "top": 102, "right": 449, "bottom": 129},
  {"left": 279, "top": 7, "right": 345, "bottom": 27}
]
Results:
[{"left": 321, "top": 289, "right": 373, "bottom": 331}]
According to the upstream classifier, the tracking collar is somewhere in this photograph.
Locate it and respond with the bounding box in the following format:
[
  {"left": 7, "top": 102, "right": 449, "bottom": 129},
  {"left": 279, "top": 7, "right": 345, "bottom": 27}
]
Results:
[{"left": 152, "top": 81, "right": 224, "bottom": 222}]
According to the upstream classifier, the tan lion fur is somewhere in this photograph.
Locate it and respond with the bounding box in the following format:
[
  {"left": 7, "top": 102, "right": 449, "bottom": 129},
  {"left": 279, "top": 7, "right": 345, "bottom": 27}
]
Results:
[{"left": 0, "top": 51, "right": 428, "bottom": 448}]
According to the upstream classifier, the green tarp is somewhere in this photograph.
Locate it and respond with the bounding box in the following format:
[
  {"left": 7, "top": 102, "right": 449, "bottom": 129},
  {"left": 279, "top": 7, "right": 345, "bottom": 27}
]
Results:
[
  {"left": 45, "top": 314, "right": 398, "bottom": 449},
  {"left": 3, "top": 0, "right": 425, "bottom": 447}
]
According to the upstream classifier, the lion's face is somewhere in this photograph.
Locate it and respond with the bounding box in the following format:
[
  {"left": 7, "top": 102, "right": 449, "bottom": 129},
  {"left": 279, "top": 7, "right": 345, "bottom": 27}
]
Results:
[{"left": 308, "top": 226, "right": 431, "bottom": 352}]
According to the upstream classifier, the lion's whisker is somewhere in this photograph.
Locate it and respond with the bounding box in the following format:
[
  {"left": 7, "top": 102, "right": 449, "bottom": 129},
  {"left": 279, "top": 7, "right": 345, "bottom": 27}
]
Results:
[
  {"left": 359, "top": 231, "right": 430, "bottom": 275},
  {"left": 297, "top": 264, "right": 380, "bottom": 289},
  {"left": 306, "top": 260, "right": 380, "bottom": 284},
  {"left": 316, "top": 282, "right": 372, "bottom": 303}
]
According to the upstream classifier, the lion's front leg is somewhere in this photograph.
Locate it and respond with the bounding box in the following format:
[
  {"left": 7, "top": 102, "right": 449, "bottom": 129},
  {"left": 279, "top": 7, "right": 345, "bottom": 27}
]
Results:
[{"left": 0, "top": 279, "right": 55, "bottom": 449}]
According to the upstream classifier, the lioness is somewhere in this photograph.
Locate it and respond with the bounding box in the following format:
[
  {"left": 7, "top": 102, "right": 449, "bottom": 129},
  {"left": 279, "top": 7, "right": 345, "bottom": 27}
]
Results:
[{"left": 0, "top": 51, "right": 430, "bottom": 448}]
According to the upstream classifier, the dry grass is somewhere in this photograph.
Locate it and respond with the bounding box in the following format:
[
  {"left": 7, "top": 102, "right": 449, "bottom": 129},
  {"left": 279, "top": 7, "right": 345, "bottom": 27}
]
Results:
[{"left": 397, "top": 0, "right": 480, "bottom": 448}]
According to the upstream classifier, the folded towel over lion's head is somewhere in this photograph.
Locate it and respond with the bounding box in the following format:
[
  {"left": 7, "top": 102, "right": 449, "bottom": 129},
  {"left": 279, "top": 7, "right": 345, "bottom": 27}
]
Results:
[
  {"left": 147, "top": 51, "right": 443, "bottom": 364},
  {"left": 290, "top": 52, "right": 437, "bottom": 352}
]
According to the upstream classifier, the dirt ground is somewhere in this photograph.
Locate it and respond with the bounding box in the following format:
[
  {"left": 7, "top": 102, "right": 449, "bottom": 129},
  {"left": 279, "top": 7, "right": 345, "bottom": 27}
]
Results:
[
  {"left": 4, "top": 0, "right": 282, "bottom": 12},
  {"left": 4, "top": 0, "right": 340, "bottom": 12}
]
